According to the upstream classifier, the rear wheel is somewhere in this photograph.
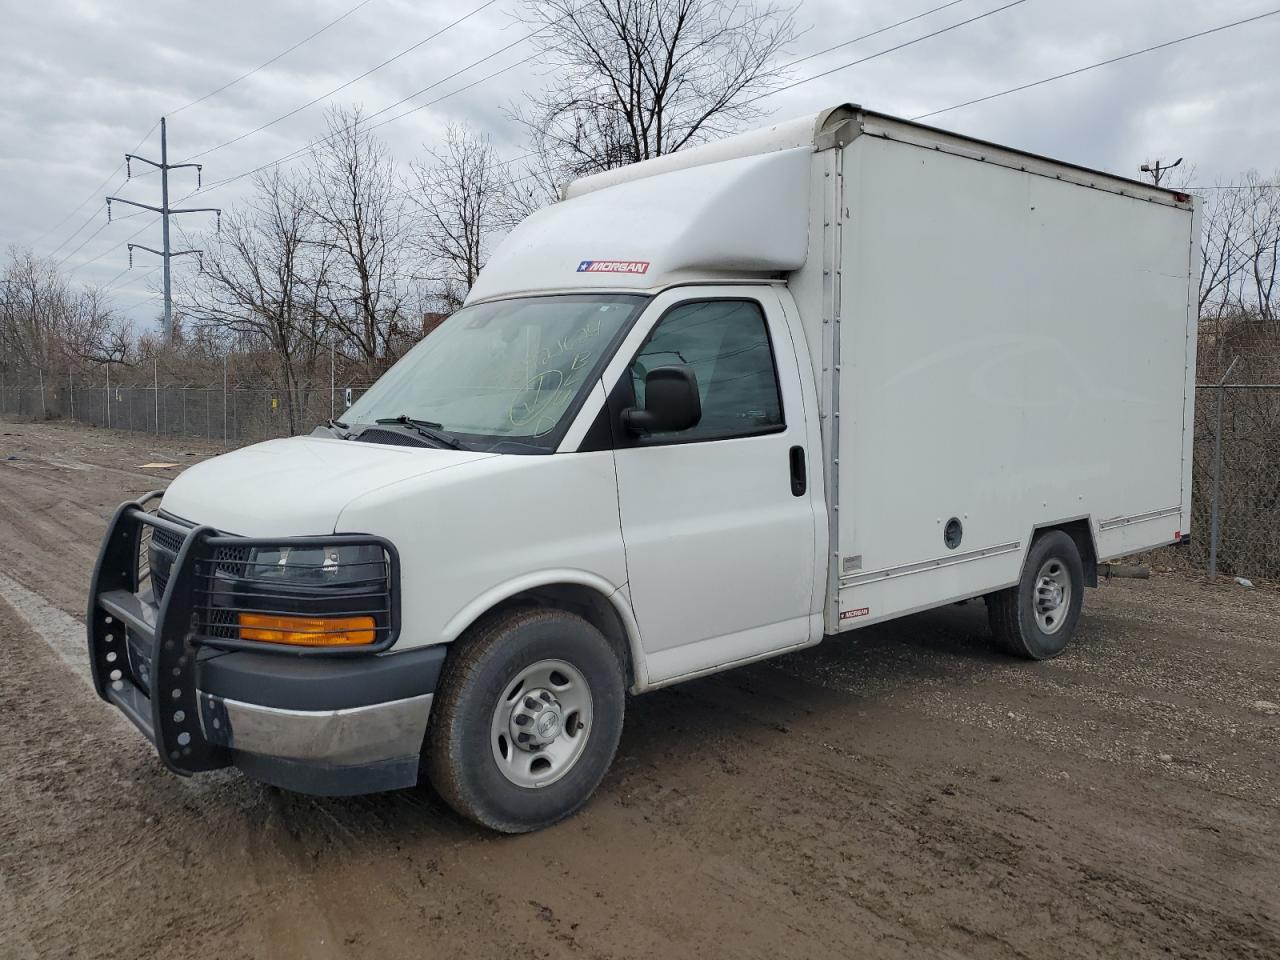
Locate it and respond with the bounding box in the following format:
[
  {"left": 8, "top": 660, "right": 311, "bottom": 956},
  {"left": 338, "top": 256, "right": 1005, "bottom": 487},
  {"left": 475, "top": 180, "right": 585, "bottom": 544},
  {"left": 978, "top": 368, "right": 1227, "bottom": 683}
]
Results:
[
  {"left": 426, "top": 607, "right": 625, "bottom": 833},
  {"left": 987, "top": 530, "right": 1084, "bottom": 660}
]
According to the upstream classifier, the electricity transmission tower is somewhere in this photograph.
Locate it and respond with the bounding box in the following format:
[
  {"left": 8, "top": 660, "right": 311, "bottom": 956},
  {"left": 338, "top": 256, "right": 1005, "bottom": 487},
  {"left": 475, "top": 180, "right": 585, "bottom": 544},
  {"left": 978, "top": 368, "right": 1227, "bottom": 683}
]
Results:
[
  {"left": 1139, "top": 157, "right": 1183, "bottom": 187},
  {"left": 106, "top": 117, "right": 220, "bottom": 341}
]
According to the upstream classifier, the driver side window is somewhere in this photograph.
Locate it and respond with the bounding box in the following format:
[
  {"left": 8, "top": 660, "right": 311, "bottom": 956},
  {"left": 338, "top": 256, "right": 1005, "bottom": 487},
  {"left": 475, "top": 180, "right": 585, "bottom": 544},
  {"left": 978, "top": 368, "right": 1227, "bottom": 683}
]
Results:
[{"left": 630, "top": 299, "right": 783, "bottom": 442}]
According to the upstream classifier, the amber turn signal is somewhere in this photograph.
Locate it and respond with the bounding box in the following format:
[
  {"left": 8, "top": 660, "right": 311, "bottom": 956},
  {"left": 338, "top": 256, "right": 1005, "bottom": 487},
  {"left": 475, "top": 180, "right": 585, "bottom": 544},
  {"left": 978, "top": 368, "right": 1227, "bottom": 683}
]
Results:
[{"left": 238, "top": 613, "right": 376, "bottom": 646}]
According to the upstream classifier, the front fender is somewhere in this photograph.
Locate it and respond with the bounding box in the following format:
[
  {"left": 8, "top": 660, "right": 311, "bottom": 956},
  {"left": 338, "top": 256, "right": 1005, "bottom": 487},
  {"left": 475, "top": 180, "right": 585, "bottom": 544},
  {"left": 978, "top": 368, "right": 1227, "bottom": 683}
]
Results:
[{"left": 439, "top": 569, "right": 649, "bottom": 692}]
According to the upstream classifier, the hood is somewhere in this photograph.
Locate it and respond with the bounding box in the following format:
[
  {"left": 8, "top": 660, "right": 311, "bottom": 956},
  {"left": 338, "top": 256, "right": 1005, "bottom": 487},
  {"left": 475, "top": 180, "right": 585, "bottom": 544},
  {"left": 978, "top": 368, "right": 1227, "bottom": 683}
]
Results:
[{"left": 160, "top": 435, "right": 494, "bottom": 536}]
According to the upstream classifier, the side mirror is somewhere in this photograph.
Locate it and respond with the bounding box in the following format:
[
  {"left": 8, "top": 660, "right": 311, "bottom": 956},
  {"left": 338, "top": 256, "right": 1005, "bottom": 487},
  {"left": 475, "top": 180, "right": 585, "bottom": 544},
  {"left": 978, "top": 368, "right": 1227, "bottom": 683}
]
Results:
[{"left": 622, "top": 364, "right": 702, "bottom": 435}]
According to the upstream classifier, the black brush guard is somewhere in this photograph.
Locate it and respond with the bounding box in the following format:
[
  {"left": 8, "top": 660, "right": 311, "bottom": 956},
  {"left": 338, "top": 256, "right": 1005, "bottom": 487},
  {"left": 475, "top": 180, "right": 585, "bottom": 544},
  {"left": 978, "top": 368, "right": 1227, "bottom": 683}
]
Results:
[
  {"left": 87, "top": 492, "right": 228, "bottom": 775},
  {"left": 87, "top": 491, "right": 399, "bottom": 777}
]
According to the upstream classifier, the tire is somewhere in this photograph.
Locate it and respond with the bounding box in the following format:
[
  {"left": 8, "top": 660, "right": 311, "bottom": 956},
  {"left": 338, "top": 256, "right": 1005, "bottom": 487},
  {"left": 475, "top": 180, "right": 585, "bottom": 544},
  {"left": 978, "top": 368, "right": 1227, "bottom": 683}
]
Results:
[
  {"left": 426, "top": 607, "right": 625, "bottom": 833},
  {"left": 986, "top": 530, "right": 1085, "bottom": 660}
]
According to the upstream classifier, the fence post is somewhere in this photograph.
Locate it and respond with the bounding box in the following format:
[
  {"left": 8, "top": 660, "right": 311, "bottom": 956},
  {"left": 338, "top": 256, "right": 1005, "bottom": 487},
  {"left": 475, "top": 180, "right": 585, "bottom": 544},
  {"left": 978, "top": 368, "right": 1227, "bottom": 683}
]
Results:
[
  {"left": 1207, "top": 357, "right": 1239, "bottom": 578},
  {"left": 68, "top": 369, "right": 75, "bottom": 421},
  {"left": 223, "top": 359, "right": 229, "bottom": 447},
  {"left": 105, "top": 363, "right": 111, "bottom": 429},
  {"left": 38, "top": 367, "right": 46, "bottom": 420},
  {"left": 330, "top": 341, "right": 336, "bottom": 421},
  {"left": 153, "top": 359, "right": 159, "bottom": 435}
]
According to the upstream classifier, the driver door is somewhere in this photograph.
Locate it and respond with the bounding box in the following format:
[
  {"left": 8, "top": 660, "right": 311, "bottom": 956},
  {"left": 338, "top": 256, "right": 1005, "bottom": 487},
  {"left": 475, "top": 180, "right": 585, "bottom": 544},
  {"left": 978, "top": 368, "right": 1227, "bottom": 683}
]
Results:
[{"left": 599, "top": 287, "right": 818, "bottom": 685}]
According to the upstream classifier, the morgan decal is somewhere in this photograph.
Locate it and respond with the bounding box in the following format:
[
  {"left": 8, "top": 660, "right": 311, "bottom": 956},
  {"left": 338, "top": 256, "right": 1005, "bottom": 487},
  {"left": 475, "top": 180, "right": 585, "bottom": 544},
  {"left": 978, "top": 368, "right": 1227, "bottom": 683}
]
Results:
[{"left": 576, "top": 259, "right": 650, "bottom": 275}]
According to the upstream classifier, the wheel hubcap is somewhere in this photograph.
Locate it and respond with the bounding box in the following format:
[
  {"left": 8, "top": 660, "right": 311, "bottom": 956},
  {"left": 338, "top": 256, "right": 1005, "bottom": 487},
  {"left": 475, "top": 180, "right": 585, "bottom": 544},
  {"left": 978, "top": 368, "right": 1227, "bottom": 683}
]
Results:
[
  {"left": 510, "top": 689, "right": 564, "bottom": 749},
  {"left": 1034, "top": 559, "right": 1072, "bottom": 634},
  {"left": 491, "top": 659, "right": 592, "bottom": 788}
]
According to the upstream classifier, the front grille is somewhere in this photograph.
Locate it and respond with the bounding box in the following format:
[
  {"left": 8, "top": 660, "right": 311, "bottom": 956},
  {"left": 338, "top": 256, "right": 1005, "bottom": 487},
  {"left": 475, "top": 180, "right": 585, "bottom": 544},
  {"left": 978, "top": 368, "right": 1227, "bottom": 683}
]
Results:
[
  {"left": 214, "top": 544, "right": 251, "bottom": 578},
  {"left": 151, "top": 522, "right": 185, "bottom": 552},
  {"left": 206, "top": 605, "right": 238, "bottom": 640},
  {"left": 148, "top": 512, "right": 192, "bottom": 600}
]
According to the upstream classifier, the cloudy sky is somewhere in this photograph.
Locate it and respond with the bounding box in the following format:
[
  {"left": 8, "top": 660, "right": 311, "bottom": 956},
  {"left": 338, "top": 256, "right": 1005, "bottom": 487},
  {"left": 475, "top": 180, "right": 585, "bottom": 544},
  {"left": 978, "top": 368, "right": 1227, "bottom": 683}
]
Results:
[{"left": 2, "top": 0, "right": 1277, "bottom": 328}]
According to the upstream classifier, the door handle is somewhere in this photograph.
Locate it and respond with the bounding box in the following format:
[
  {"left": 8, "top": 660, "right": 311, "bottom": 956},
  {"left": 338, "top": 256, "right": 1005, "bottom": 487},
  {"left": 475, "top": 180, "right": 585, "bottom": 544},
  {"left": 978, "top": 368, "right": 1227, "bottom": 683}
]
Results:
[{"left": 789, "top": 446, "right": 807, "bottom": 497}]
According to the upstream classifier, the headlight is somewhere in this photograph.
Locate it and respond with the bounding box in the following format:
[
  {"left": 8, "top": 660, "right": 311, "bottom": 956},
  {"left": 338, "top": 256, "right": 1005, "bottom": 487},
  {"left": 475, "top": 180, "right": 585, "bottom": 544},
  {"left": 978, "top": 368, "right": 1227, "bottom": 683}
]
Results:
[
  {"left": 245, "top": 543, "right": 388, "bottom": 587},
  {"left": 200, "top": 540, "right": 394, "bottom": 650}
]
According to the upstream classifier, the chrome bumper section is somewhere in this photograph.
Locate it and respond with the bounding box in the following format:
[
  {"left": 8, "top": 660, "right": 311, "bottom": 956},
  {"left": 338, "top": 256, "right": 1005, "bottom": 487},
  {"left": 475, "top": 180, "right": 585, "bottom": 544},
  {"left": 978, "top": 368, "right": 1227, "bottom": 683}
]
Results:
[{"left": 200, "top": 691, "right": 433, "bottom": 766}]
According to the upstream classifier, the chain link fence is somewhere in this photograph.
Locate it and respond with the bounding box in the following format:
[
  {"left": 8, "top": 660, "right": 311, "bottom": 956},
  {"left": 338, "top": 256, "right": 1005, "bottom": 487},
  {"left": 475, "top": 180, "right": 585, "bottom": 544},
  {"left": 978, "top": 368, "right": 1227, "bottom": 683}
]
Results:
[
  {"left": 1180, "top": 381, "right": 1280, "bottom": 580},
  {"left": 0, "top": 374, "right": 372, "bottom": 447},
  {"left": 3, "top": 363, "right": 1280, "bottom": 581}
]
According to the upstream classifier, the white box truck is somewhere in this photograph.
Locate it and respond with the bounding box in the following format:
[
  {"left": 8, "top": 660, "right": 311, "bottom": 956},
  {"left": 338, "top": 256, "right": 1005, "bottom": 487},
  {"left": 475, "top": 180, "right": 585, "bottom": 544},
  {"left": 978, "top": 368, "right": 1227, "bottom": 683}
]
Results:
[{"left": 88, "top": 104, "right": 1199, "bottom": 831}]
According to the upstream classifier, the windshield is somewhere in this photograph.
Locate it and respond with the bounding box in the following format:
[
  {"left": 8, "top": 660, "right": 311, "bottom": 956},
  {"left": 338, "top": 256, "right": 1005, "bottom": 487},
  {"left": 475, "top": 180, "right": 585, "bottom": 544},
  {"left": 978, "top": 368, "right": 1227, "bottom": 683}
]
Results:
[{"left": 344, "top": 293, "right": 646, "bottom": 452}]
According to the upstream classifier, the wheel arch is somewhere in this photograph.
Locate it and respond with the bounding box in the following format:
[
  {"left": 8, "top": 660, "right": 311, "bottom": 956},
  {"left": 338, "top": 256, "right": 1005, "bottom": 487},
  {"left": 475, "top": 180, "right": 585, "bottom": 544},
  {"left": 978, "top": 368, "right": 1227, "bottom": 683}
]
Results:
[
  {"left": 1029, "top": 516, "right": 1099, "bottom": 588},
  {"left": 440, "top": 572, "right": 648, "bottom": 691}
]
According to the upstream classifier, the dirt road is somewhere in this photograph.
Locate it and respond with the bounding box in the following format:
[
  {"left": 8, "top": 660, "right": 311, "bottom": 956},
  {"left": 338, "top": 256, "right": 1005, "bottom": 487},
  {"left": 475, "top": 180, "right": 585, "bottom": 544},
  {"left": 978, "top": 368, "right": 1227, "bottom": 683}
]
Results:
[{"left": 1, "top": 418, "right": 1277, "bottom": 960}]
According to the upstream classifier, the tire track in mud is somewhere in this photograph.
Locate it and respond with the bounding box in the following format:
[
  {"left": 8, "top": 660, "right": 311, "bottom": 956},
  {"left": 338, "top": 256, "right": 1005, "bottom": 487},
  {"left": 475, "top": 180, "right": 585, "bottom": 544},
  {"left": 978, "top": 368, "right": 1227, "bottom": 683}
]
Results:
[{"left": 0, "top": 572, "right": 97, "bottom": 690}]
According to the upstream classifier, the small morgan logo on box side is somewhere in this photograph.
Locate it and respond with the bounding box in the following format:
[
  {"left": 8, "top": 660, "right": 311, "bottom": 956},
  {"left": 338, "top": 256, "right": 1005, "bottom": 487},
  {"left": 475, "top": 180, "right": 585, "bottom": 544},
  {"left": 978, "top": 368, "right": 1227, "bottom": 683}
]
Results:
[{"left": 576, "top": 260, "right": 650, "bottom": 274}]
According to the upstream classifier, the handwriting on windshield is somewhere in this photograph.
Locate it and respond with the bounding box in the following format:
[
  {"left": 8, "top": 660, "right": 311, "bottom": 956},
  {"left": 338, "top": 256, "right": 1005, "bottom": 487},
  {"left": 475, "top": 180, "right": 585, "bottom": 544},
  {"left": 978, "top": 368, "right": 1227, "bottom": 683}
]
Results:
[{"left": 507, "top": 316, "right": 605, "bottom": 437}]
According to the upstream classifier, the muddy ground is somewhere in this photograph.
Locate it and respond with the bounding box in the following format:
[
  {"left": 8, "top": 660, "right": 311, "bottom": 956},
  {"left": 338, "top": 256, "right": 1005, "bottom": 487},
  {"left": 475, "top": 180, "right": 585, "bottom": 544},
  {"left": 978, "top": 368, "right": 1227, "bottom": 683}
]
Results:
[{"left": 0, "top": 418, "right": 1277, "bottom": 960}]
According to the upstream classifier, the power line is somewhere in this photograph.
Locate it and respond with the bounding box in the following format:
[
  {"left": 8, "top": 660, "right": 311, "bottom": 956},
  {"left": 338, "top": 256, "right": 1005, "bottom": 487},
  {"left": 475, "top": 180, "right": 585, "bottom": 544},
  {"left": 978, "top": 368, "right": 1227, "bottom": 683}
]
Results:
[
  {"left": 49, "top": 170, "right": 173, "bottom": 260},
  {"left": 1190, "top": 183, "right": 1278, "bottom": 191},
  {"left": 38, "top": 2, "right": 377, "bottom": 255},
  {"left": 186, "top": 27, "right": 545, "bottom": 198},
  {"left": 780, "top": 0, "right": 969, "bottom": 71},
  {"left": 44, "top": 179, "right": 125, "bottom": 259},
  {"left": 39, "top": 122, "right": 159, "bottom": 257},
  {"left": 55, "top": 219, "right": 113, "bottom": 270},
  {"left": 100, "top": 262, "right": 160, "bottom": 296},
  {"left": 168, "top": 0, "right": 379, "bottom": 116},
  {"left": 114, "top": 289, "right": 165, "bottom": 315},
  {"left": 753, "top": 0, "right": 1034, "bottom": 103},
  {"left": 912, "top": 7, "right": 1280, "bottom": 120},
  {"left": 65, "top": 216, "right": 161, "bottom": 276},
  {"left": 181, "top": 0, "right": 503, "bottom": 163},
  {"left": 211, "top": 0, "right": 1010, "bottom": 200},
  {"left": 367, "top": 50, "right": 537, "bottom": 136}
]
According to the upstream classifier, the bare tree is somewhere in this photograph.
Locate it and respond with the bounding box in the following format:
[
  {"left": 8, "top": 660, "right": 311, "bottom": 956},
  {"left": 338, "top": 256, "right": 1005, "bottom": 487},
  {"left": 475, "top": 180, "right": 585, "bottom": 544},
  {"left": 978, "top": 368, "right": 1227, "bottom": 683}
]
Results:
[
  {"left": 409, "top": 124, "right": 511, "bottom": 310},
  {"left": 184, "top": 169, "right": 331, "bottom": 434},
  {"left": 514, "top": 0, "right": 797, "bottom": 182},
  {"left": 1199, "top": 172, "right": 1280, "bottom": 322},
  {"left": 310, "top": 105, "right": 411, "bottom": 363},
  {"left": 1, "top": 247, "right": 65, "bottom": 372},
  {"left": 1194, "top": 171, "right": 1280, "bottom": 384},
  {"left": 1, "top": 246, "right": 133, "bottom": 375},
  {"left": 62, "top": 286, "right": 134, "bottom": 364}
]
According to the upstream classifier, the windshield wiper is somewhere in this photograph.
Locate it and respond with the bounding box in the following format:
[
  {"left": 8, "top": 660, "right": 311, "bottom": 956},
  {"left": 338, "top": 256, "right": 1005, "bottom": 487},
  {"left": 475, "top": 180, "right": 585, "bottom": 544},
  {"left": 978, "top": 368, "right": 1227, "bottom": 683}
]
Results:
[{"left": 374, "top": 415, "right": 466, "bottom": 450}]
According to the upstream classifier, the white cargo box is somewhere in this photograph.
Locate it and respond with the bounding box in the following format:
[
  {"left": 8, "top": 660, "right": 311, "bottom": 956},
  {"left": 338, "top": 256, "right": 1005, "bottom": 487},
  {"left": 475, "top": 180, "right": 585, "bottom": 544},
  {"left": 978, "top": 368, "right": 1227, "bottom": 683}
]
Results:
[{"left": 787, "top": 110, "right": 1198, "bottom": 631}]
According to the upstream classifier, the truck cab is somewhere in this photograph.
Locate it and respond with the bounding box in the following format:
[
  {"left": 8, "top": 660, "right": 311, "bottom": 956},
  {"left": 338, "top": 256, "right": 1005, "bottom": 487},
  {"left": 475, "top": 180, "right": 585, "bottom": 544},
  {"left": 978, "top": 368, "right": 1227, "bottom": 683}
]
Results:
[{"left": 88, "top": 104, "right": 1197, "bottom": 832}]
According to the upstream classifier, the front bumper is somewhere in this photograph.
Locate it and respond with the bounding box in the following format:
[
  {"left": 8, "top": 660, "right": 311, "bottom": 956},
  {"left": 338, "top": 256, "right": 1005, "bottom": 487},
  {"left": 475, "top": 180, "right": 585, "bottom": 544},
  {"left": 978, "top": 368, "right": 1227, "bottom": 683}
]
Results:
[
  {"left": 87, "top": 492, "right": 443, "bottom": 796},
  {"left": 206, "top": 692, "right": 433, "bottom": 793}
]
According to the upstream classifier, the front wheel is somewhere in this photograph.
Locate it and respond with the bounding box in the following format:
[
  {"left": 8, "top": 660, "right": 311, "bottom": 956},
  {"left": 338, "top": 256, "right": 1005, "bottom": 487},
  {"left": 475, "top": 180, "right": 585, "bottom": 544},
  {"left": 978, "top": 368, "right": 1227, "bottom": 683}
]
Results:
[
  {"left": 426, "top": 608, "right": 625, "bottom": 833},
  {"left": 986, "top": 530, "right": 1084, "bottom": 660}
]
